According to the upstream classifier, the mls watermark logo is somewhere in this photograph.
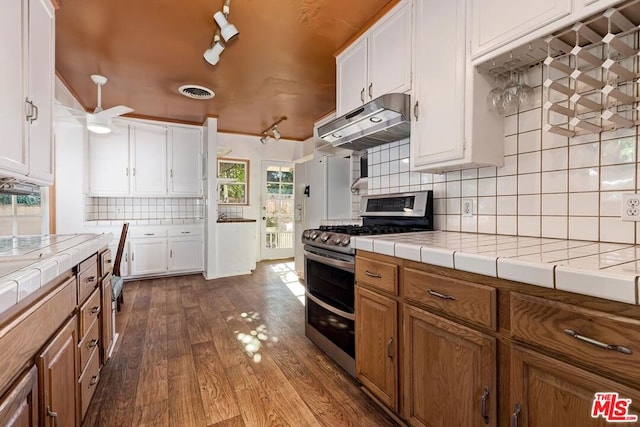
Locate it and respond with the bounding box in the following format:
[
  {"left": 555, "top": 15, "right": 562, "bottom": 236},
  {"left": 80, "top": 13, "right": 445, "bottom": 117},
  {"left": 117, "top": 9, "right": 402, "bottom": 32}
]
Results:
[{"left": 592, "top": 392, "right": 638, "bottom": 423}]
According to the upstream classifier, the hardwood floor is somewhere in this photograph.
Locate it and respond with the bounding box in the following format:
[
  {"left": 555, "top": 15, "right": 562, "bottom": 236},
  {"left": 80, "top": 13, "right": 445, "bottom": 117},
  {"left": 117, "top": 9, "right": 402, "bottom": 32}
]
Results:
[{"left": 83, "top": 260, "right": 396, "bottom": 427}]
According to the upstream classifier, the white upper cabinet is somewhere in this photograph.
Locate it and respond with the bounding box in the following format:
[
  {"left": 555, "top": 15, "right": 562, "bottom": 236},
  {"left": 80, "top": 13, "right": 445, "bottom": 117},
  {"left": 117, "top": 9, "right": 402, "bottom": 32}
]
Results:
[
  {"left": 471, "top": 0, "right": 571, "bottom": 59},
  {"left": 336, "top": 0, "right": 412, "bottom": 116},
  {"left": 88, "top": 128, "right": 130, "bottom": 196},
  {"left": 411, "top": 0, "right": 503, "bottom": 172},
  {"left": 0, "top": 0, "right": 55, "bottom": 184},
  {"left": 130, "top": 124, "right": 167, "bottom": 196},
  {"left": 168, "top": 126, "right": 202, "bottom": 196}
]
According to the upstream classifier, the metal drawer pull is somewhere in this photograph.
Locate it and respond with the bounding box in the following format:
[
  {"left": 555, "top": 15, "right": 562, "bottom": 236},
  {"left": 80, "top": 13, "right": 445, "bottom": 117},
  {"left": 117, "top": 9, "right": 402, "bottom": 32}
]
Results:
[
  {"left": 89, "top": 375, "right": 99, "bottom": 386},
  {"left": 563, "top": 329, "right": 632, "bottom": 355},
  {"left": 480, "top": 387, "right": 490, "bottom": 424},
  {"left": 144, "top": 233, "right": 155, "bottom": 236},
  {"left": 87, "top": 276, "right": 96, "bottom": 282},
  {"left": 386, "top": 337, "right": 394, "bottom": 359},
  {"left": 181, "top": 231, "right": 191, "bottom": 234},
  {"left": 365, "top": 270, "right": 382, "bottom": 278},
  {"left": 91, "top": 306, "right": 100, "bottom": 315},
  {"left": 511, "top": 403, "right": 521, "bottom": 427},
  {"left": 106, "top": 259, "right": 112, "bottom": 264},
  {"left": 47, "top": 406, "right": 59, "bottom": 427},
  {"left": 360, "top": 88, "right": 365, "bottom": 103},
  {"left": 428, "top": 289, "right": 456, "bottom": 301},
  {"left": 368, "top": 82, "right": 373, "bottom": 99},
  {"left": 89, "top": 338, "right": 99, "bottom": 348},
  {"left": 414, "top": 100, "right": 419, "bottom": 120}
]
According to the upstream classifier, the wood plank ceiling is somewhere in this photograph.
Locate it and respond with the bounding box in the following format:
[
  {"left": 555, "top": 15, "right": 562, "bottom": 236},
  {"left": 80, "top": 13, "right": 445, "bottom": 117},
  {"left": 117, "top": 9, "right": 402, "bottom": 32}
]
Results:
[{"left": 55, "top": 0, "right": 397, "bottom": 140}]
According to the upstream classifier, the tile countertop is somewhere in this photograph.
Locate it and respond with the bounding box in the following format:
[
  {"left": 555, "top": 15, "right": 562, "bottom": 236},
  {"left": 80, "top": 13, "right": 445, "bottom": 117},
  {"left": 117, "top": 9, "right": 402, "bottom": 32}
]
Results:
[
  {"left": 353, "top": 231, "right": 640, "bottom": 305},
  {"left": 0, "top": 233, "right": 113, "bottom": 314}
]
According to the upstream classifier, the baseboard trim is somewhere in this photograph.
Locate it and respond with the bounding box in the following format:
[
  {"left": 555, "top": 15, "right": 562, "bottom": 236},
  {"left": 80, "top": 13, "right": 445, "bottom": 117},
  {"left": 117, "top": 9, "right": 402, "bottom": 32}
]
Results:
[{"left": 361, "top": 386, "right": 407, "bottom": 427}]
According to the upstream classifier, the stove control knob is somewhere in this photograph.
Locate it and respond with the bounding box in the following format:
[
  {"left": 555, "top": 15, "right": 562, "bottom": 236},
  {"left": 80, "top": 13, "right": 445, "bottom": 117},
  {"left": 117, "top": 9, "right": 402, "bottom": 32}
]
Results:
[
  {"left": 330, "top": 235, "right": 342, "bottom": 245},
  {"left": 310, "top": 232, "right": 319, "bottom": 240},
  {"left": 320, "top": 233, "right": 330, "bottom": 242},
  {"left": 340, "top": 236, "right": 351, "bottom": 246},
  {"left": 302, "top": 230, "right": 311, "bottom": 239}
]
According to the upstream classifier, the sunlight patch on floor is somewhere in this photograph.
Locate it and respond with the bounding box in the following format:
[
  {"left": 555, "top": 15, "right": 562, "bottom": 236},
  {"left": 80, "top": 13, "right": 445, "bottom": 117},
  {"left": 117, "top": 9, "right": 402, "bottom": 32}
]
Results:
[
  {"left": 270, "top": 261, "right": 306, "bottom": 306},
  {"left": 229, "top": 311, "right": 279, "bottom": 363}
]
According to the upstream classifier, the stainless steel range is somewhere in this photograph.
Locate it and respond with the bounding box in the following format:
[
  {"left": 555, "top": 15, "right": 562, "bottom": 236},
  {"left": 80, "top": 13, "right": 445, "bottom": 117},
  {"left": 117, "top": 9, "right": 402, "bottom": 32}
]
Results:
[{"left": 303, "top": 191, "right": 433, "bottom": 376}]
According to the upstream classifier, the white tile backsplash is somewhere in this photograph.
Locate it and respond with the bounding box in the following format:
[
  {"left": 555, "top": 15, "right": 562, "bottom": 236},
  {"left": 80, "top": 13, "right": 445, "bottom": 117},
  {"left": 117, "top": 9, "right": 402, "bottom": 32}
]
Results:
[{"left": 85, "top": 197, "right": 203, "bottom": 221}]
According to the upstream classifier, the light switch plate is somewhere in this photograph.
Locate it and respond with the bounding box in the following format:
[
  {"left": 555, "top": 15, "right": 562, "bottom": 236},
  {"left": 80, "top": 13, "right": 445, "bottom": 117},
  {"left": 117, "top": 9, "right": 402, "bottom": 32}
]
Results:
[
  {"left": 621, "top": 193, "right": 640, "bottom": 221},
  {"left": 462, "top": 199, "right": 474, "bottom": 217}
]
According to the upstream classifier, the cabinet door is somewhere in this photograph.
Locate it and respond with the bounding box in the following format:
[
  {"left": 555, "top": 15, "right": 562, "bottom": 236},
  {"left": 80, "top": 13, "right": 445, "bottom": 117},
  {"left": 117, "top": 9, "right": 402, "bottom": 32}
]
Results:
[
  {"left": 403, "top": 305, "right": 496, "bottom": 426},
  {"left": 131, "top": 124, "right": 167, "bottom": 196},
  {"left": 36, "top": 317, "right": 78, "bottom": 427},
  {"left": 336, "top": 38, "right": 368, "bottom": 116},
  {"left": 100, "top": 274, "right": 113, "bottom": 364},
  {"left": 511, "top": 345, "right": 640, "bottom": 427},
  {"left": 471, "top": 0, "right": 571, "bottom": 58},
  {"left": 168, "top": 236, "right": 203, "bottom": 271},
  {"left": 355, "top": 286, "right": 398, "bottom": 410},
  {"left": 411, "top": 0, "right": 466, "bottom": 169},
  {"left": 368, "top": 1, "right": 412, "bottom": 99},
  {"left": 26, "top": 0, "right": 54, "bottom": 184},
  {"left": 88, "top": 130, "right": 130, "bottom": 195},
  {"left": 0, "top": 366, "right": 38, "bottom": 427},
  {"left": 0, "top": 0, "right": 28, "bottom": 176},
  {"left": 129, "top": 239, "right": 167, "bottom": 276},
  {"left": 168, "top": 127, "right": 201, "bottom": 196}
]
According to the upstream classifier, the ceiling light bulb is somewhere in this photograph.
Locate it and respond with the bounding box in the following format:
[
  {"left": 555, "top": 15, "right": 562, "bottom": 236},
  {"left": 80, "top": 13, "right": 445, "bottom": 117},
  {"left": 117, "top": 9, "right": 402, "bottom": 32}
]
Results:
[
  {"left": 87, "top": 115, "right": 112, "bottom": 134},
  {"left": 203, "top": 41, "right": 225, "bottom": 66},
  {"left": 214, "top": 11, "right": 239, "bottom": 42},
  {"left": 272, "top": 126, "right": 281, "bottom": 140},
  {"left": 260, "top": 133, "right": 269, "bottom": 144}
]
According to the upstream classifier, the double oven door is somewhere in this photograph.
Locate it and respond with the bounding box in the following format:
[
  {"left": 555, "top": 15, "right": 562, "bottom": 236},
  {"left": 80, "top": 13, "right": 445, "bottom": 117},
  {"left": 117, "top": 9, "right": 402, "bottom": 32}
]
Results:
[{"left": 304, "top": 245, "right": 355, "bottom": 376}]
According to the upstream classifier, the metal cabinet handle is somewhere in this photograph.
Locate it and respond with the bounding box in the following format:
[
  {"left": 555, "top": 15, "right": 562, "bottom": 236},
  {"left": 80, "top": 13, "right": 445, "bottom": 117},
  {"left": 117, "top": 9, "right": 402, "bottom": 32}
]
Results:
[
  {"left": 365, "top": 270, "right": 382, "bottom": 278},
  {"left": 563, "top": 329, "right": 632, "bottom": 355},
  {"left": 91, "top": 306, "right": 100, "bottom": 315},
  {"left": 414, "top": 100, "right": 419, "bottom": 120},
  {"left": 511, "top": 403, "right": 521, "bottom": 427},
  {"left": 386, "top": 337, "right": 394, "bottom": 359},
  {"left": 428, "top": 289, "right": 456, "bottom": 301},
  {"left": 181, "top": 231, "right": 191, "bottom": 234},
  {"left": 133, "top": 168, "right": 136, "bottom": 176},
  {"left": 368, "top": 82, "right": 373, "bottom": 99},
  {"left": 87, "top": 276, "right": 96, "bottom": 282},
  {"left": 89, "top": 338, "right": 99, "bottom": 348},
  {"left": 25, "top": 98, "right": 33, "bottom": 121},
  {"left": 144, "top": 233, "right": 155, "bottom": 236},
  {"left": 89, "top": 375, "right": 99, "bottom": 386},
  {"left": 131, "top": 252, "right": 134, "bottom": 262},
  {"left": 480, "top": 387, "right": 490, "bottom": 424},
  {"left": 106, "top": 259, "right": 112, "bottom": 264},
  {"left": 32, "top": 103, "right": 38, "bottom": 122},
  {"left": 125, "top": 253, "right": 128, "bottom": 262},
  {"left": 47, "top": 406, "right": 59, "bottom": 427},
  {"left": 170, "top": 169, "right": 173, "bottom": 178},
  {"left": 170, "top": 249, "right": 173, "bottom": 258},
  {"left": 360, "top": 88, "right": 365, "bottom": 103}
]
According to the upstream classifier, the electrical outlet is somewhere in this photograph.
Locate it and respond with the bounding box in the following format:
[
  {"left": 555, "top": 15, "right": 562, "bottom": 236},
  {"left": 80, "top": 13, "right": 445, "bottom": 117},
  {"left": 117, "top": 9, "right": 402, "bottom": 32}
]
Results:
[
  {"left": 462, "top": 199, "right": 474, "bottom": 217},
  {"left": 621, "top": 194, "right": 640, "bottom": 221}
]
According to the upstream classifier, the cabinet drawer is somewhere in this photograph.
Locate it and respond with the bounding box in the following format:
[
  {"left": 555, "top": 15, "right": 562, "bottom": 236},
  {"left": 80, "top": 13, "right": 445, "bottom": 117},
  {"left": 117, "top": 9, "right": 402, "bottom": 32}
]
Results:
[
  {"left": 129, "top": 227, "right": 168, "bottom": 238},
  {"left": 78, "top": 254, "right": 97, "bottom": 275},
  {"left": 79, "top": 288, "right": 101, "bottom": 339},
  {"left": 99, "top": 249, "right": 112, "bottom": 278},
  {"left": 355, "top": 256, "right": 398, "bottom": 295},
  {"left": 78, "top": 318, "right": 100, "bottom": 372},
  {"left": 404, "top": 267, "right": 496, "bottom": 330},
  {"left": 511, "top": 293, "right": 640, "bottom": 383},
  {"left": 77, "top": 261, "right": 98, "bottom": 304},
  {"left": 168, "top": 224, "right": 203, "bottom": 237},
  {"left": 78, "top": 347, "right": 100, "bottom": 419}
]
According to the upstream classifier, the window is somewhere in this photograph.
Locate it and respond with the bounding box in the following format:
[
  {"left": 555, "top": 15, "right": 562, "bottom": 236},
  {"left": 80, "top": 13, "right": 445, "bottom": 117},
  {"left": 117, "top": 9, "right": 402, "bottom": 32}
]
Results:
[
  {"left": 218, "top": 158, "right": 249, "bottom": 205},
  {"left": 0, "top": 190, "right": 48, "bottom": 236}
]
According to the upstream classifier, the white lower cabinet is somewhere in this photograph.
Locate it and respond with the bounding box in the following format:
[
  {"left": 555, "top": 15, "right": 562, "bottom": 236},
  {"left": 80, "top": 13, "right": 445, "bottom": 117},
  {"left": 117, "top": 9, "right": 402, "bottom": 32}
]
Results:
[
  {"left": 129, "top": 238, "right": 168, "bottom": 276},
  {"left": 168, "top": 236, "right": 203, "bottom": 272},
  {"left": 216, "top": 222, "right": 257, "bottom": 278}
]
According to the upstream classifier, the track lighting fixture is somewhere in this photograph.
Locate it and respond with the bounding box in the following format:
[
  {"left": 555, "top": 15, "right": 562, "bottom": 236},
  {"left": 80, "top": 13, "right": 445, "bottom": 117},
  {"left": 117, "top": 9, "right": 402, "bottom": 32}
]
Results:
[
  {"left": 203, "top": 0, "right": 238, "bottom": 66},
  {"left": 259, "top": 116, "right": 287, "bottom": 144}
]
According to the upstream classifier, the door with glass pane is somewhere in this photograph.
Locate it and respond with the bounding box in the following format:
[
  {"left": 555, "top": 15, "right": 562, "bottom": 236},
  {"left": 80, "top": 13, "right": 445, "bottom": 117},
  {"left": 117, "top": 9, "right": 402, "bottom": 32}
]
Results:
[{"left": 261, "top": 162, "right": 294, "bottom": 260}]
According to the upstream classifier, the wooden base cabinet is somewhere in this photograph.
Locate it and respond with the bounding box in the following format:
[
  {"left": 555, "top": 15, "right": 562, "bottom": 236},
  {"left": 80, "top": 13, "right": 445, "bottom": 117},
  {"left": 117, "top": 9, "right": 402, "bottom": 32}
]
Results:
[
  {"left": 355, "top": 286, "right": 398, "bottom": 411},
  {"left": 0, "top": 366, "right": 38, "bottom": 427},
  {"left": 36, "top": 317, "right": 78, "bottom": 427},
  {"left": 510, "top": 346, "right": 640, "bottom": 427},
  {"left": 403, "top": 305, "right": 496, "bottom": 426}
]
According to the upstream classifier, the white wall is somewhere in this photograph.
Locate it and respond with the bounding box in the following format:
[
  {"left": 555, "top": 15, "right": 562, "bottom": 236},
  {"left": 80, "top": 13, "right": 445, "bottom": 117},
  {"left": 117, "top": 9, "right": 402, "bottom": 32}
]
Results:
[{"left": 203, "top": 118, "right": 218, "bottom": 280}]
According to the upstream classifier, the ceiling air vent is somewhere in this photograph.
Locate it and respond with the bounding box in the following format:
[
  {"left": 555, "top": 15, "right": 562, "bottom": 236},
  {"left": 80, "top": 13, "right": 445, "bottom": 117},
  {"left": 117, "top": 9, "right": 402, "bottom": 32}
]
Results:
[{"left": 178, "top": 84, "right": 215, "bottom": 100}]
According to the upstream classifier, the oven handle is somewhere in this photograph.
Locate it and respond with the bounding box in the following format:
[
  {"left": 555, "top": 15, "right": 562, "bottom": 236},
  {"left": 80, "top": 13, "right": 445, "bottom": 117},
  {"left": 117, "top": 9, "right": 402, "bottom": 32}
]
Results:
[
  {"left": 304, "top": 250, "right": 354, "bottom": 272},
  {"left": 306, "top": 292, "right": 355, "bottom": 321}
]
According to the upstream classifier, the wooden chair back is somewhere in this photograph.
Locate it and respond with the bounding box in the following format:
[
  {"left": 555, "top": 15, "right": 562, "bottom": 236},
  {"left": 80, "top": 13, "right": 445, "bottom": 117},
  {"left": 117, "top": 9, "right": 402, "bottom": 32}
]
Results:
[{"left": 112, "top": 222, "right": 129, "bottom": 277}]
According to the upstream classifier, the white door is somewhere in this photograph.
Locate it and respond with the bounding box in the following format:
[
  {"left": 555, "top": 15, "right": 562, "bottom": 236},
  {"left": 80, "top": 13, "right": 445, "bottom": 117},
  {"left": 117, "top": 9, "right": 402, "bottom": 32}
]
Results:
[
  {"left": 88, "top": 129, "right": 130, "bottom": 195},
  {"left": 0, "top": 0, "right": 28, "bottom": 176},
  {"left": 168, "top": 126, "right": 201, "bottom": 196},
  {"left": 168, "top": 236, "right": 203, "bottom": 271},
  {"left": 368, "top": 0, "right": 412, "bottom": 99},
  {"left": 261, "top": 161, "right": 295, "bottom": 260},
  {"left": 131, "top": 124, "right": 167, "bottom": 196},
  {"left": 26, "top": 0, "right": 54, "bottom": 184},
  {"left": 129, "top": 238, "right": 167, "bottom": 275},
  {"left": 336, "top": 38, "right": 368, "bottom": 116}
]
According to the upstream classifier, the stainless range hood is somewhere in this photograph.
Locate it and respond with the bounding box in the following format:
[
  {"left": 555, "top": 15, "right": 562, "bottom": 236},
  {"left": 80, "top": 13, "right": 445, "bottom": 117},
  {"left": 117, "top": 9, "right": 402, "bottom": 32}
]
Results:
[{"left": 318, "top": 93, "right": 411, "bottom": 152}]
